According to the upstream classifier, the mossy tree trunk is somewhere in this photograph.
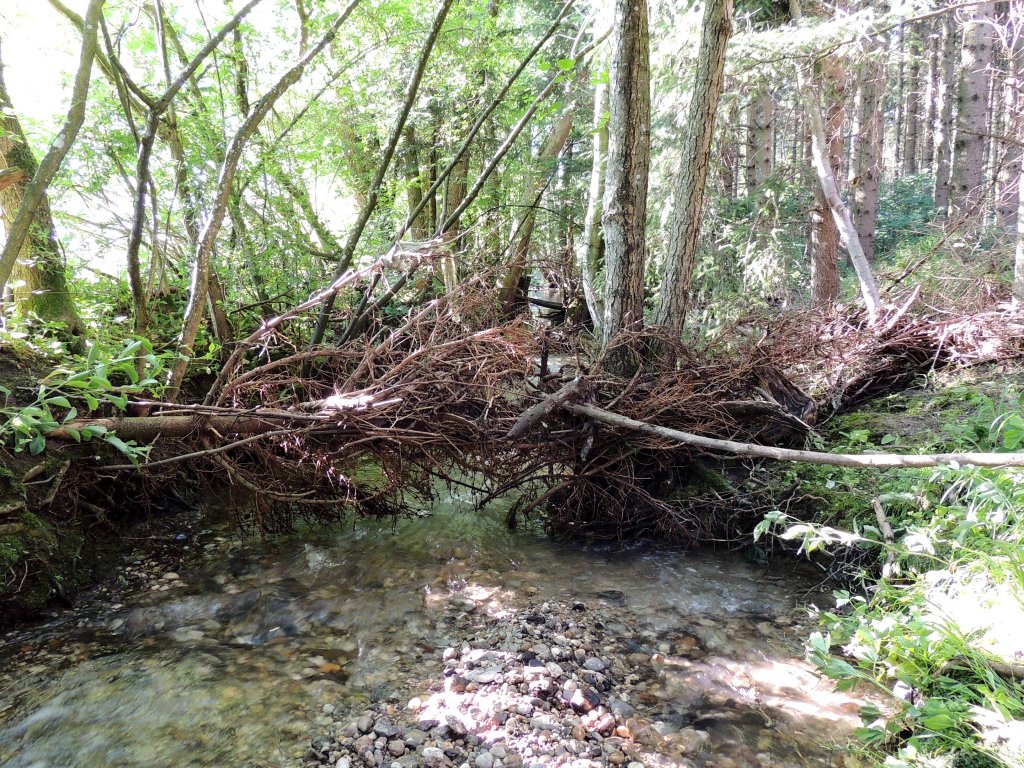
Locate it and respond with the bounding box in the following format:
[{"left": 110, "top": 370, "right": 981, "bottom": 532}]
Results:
[{"left": 0, "top": 47, "right": 85, "bottom": 351}]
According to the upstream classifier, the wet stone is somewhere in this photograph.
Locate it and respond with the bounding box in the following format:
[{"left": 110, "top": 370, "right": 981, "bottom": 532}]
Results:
[{"left": 374, "top": 718, "right": 403, "bottom": 739}]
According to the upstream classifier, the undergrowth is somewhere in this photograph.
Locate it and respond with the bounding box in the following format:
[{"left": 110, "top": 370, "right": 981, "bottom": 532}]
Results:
[{"left": 758, "top": 376, "right": 1024, "bottom": 768}]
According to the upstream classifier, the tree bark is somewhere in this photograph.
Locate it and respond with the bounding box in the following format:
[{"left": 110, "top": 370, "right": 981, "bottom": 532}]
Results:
[
  {"left": 744, "top": 88, "right": 773, "bottom": 193},
  {"left": 903, "top": 26, "right": 922, "bottom": 176},
  {"left": 0, "top": 0, "right": 104, "bottom": 296},
  {"left": 849, "top": 54, "right": 885, "bottom": 260},
  {"left": 810, "top": 56, "right": 845, "bottom": 309},
  {"left": 0, "top": 43, "right": 85, "bottom": 349},
  {"left": 654, "top": 0, "right": 732, "bottom": 337},
  {"left": 996, "top": 15, "right": 1023, "bottom": 231},
  {"left": 601, "top": 0, "right": 651, "bottom": 365},
  {"left": 790, "top": 8, "right": 882, "bottom": 321},
  {"left": 950, "top": 1, "right": 997, "bottom": 218},
  {"left": 923, "top": 19, "right": 940, "bottom": 170},
  {"left": 578, "top": 80, "right": 608, "bottom": 331},
  {"left": 934, "top": 13, "right": 960, "bottom": 218}
]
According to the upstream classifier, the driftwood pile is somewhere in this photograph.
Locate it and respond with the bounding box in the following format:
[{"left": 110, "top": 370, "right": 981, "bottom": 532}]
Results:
[{"left": 43, "top": 281, "right": 1023, "bottom": 543}]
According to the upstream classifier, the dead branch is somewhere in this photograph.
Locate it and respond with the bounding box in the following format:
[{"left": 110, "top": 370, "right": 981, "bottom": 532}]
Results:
[
  {"left": 507, "top": 377, "right": 585, "bottom": 439},
  {"left": 564, "top": 403, "right": 1024, "bottom": 468}
]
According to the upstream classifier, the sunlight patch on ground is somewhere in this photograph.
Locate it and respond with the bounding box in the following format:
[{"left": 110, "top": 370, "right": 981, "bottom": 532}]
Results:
[{"left": 922, "top": 567, "right": 1024, "bottom": 664}]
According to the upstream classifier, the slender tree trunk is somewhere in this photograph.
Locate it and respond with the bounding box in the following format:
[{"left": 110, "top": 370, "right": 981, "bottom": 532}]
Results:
[
  {"left": 440, "top": 152, "right": 470, "bottom": 289},
  {"left": 934, "top": 14, "right": 959, "bottom": 217},
  {"left": 903, "top": 27, "right": 922, "bottom": 176},
  {"left": 923, "top": 19, "right": 940, "bottom": 170},
  {"left": 167, "top": 0, "right": 361, "bottom": 400},
  {"left": 791, "top": 0, "right": 881, "bottom": 320},
  {"left": 950, "top": 1, "right": 997, "bottom": 218},
  {"left": 403, "top": 126, "right": 428, "bottom": 239},
  {"left": 654, "top": 0, "right": 732, "bottom": 337},
  {"left": 0, "top": 0, "right": 104, "bottom": 296},
  {"left": 744, "top": 88, "right": 773, "bottom": 193},
  {"left": 810, "top": 56, "right": 844, "bottom": 309},
  {"left": 997, "top": 22, "right": 1023, "bottom": 231},
  {"left": 718, "top": 96, "right": 739, "bottom": 198},
  {"left": 893, "top": 23, "right": 906, "bottom": 176},
  {"left": 578, "top": 81, "right": 608, "bottom": 330},
  {"left": 849, "top": 54, "right": 885, "bottom": 260},
  {"left": 0, "top": 55, "right": 85, "bottom": 349},
  {"left": 498, "top": 108, "right": 575, "bottom": 309},
  {"left": 601, "top": 0, "right": 651, "bottom": 365}
]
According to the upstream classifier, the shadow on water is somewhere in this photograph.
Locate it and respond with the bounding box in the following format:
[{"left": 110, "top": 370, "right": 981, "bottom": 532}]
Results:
[{"left": 0, "top": 486, "right": 864, "bottom": 767}]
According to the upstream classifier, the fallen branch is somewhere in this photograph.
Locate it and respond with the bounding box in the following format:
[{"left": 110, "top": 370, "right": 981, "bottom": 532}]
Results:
[
  {"left": 872, "top": 498, "right": 896, "bottom": 578},
  {"left": 507, "top": 377, "right": 584, "bottom": 439},
  {"left": 565, "top": 403, "right": 1024, "bottom": 468}
]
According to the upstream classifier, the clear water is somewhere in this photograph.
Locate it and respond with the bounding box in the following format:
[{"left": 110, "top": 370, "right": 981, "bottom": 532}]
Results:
[{"left": 0, "top": 488, "right": 864, "bottom": 767}]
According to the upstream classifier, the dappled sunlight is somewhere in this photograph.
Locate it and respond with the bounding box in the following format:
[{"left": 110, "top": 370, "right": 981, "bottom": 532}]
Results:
[{"left": 922, "top": 567, "right": 1024, "bottom": 663}]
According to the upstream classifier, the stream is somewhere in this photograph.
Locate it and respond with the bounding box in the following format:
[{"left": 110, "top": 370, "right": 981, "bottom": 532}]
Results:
[{"left": 0, "top": 487, "right": 864, "bottom": 768}]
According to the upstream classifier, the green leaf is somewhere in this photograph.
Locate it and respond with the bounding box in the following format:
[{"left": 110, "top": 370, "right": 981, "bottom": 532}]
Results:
[
  {"left": 29, "top": 434, "right": 46, "bottom": 455},
  {"left": 65, "top": 427, "right": 81, "bottom": 443},
  {"left": 46, "top": 396, "right": 72, "bottom": 408},
  {"left": 84, "top": 393, "right": 99, "bottom": 411},
  {"left": 556, "top": 58, "right": 575, "bottom": 71},
  {"left": 852, "top": 726, "right": 887, "bottom": 746},
  {"left": 881, "top": 433, "right": 897, "bottom": 445},
  {"left": 921, "top": 714, "right": 955, "bottom": 731},
  {"left": 63, "top": 407, "right": 78, "bottom": 422}
]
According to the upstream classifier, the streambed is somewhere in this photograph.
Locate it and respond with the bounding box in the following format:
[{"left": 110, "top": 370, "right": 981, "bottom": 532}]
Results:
[{"left": 0, "top": 488, "right": 864, "bottom": 767}]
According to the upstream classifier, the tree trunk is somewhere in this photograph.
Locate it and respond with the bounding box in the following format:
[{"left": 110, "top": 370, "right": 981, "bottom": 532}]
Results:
[
  {"left": 578, "top": 81, "right": 608, "bottom": 331},
  {"left": 600, "top": 0, "right": 651, "bottom": 367},
  {"left": 893, "top": 23, "right": 906, "bottom": 176},
  {"left": 498, "top": 107, "right": 575, "bottom": 310},
  {"left": 934, "top": 13, "right": 959, "bottom": 218},
  {"left": 744, "top": 88, "right": 773, "bottom": 193},
  {"left": 167, "top": 1, "right": 361, "bottom": 401},
  {"left": 598, "top": 0, "right": 647, "bottom": 366},
  {"left": 849, "top": 54, "right": 885, "bottom": 260},
  {"left": 950, "top": 1, "right": 997, "bottom": 218},
  {"left": 403, "top": 126, "right": 428, "bottom": 239},
  {"left": 996, "top": 19, "right": 1023, "bottom": 231},
  {"left": 923, "top": 19, "right": 940, "bottom": 170},
  {"left": 902, "top": 27, "right": 922, "bottom": 176},
  {"left": 795, "top": 58, "right": 882, "bottom": 319},
  {"left": 810, "top": 56, "right": 844, "bottom": 309},
  {"left": 654, "top": 0, "right": 732, "bottom": 337},
  {"left": 718, "top": 96, "right": 739, "bottom": 199},
  {"left": 0, "top": 0, "right": 104, "bottom": 296},
  {"left": 0, "top": 43, "right": 85, "bottom": 350}
]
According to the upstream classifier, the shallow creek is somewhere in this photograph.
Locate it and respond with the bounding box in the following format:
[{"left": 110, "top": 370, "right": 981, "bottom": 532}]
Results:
[{"left": 0, "top": 488, "right": 865, "bottom": 768}]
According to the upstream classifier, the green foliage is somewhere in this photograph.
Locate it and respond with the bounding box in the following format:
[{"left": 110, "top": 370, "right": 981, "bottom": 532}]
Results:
[
  {"left": 0, "top": 338, "right": 165, "bottom": 463},
  {"left": 874, "top": 173, "right": 936, "bottom": 258},
  {"left": 757, "top": 387, "right": 1024, "bottom": 767}
]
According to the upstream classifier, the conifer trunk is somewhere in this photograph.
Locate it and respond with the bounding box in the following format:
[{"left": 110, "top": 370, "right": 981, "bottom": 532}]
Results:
[
  {"left": 950, "top": 1, "right": 997, "bottom": 218},
  {"left": 601, "top": 0, "right": 651, "bottom": 364},
  {"left": 654, "top": 0, "right": 732, "bottom": 337}
]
